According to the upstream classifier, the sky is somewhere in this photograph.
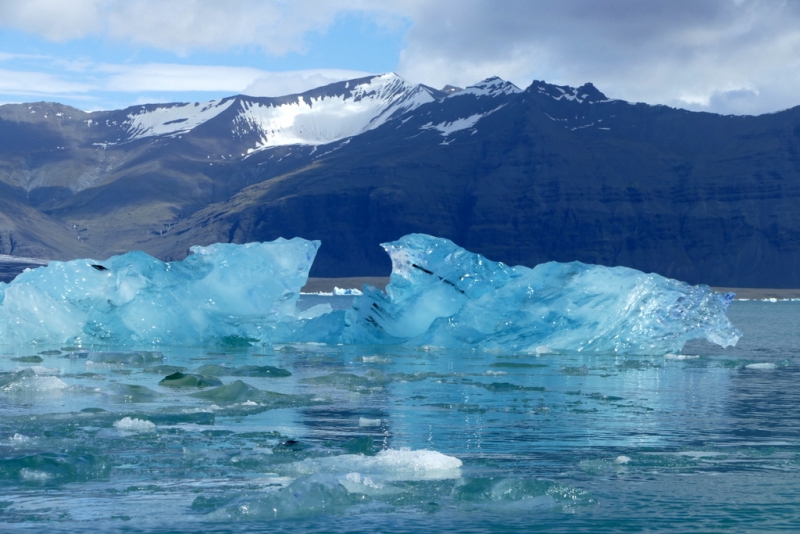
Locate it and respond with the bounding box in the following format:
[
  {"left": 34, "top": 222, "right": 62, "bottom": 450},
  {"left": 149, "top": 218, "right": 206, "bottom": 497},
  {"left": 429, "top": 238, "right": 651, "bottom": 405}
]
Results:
[{"left": 1, "top": 0, "right": 800, "bottom": 115}]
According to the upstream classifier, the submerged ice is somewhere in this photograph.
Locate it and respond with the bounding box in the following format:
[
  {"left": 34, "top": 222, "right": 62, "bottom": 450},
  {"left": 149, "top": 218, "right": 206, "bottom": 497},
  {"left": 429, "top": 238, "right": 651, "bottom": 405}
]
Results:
[{"left": 0, "top": 234, "right": 740, "bottom": 354}]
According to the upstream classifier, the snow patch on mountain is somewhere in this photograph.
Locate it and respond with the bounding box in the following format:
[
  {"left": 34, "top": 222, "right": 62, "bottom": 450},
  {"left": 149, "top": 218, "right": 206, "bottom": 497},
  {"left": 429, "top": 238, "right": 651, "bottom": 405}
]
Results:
[
  {"left": 240, "top": 74, "right": 436, "bottom": 154},
  {"left": 450, "top": 77, "right": 521, "bottom": 98},
  {"left": 420, "top": 105, "right": 506, "bottom": 137},
  {"left": 123, "top": 99, "right": 235, "bottom": 140},
  {"left": 533, "top": 82, "right": 611, "bottom": 104}
]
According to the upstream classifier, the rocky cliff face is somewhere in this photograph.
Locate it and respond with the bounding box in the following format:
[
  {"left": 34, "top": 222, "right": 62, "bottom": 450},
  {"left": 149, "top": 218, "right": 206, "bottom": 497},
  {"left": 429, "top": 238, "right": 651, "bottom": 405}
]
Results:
[{"left": 1, "top": 75, "right": 800, "bottom": 287}]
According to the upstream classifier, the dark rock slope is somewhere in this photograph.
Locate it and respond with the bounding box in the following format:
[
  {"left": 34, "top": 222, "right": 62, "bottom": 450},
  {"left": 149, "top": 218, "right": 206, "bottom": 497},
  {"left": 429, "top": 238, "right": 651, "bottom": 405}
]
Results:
[{"left": 2, "top": 77, "right": 800, "bottom": 287}]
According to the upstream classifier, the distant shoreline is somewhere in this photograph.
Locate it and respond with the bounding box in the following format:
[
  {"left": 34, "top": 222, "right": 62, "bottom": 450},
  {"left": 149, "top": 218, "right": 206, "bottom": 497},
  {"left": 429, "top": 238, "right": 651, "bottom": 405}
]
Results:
[
  {"left": 710, "top": 287, "right": 800, "bottom": 300},
  {"left": 3, "top": 261, "right": 799, "bottom": 300},
  {"left": 303, "top": 277, "right": 800, "bottom": 300}
]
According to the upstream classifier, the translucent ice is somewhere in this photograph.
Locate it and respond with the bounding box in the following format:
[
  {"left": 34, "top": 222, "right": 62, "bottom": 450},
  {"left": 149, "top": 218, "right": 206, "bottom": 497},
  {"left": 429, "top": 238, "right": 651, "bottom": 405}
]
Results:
[
  {"left": 0, "top": 239, "right": 319, "bottom": 346},
  {"left": 337, "top": 234, "right": 740, "bottom": 354},
  {"left": 0, "top": 234, "right": 740, "bottom": 354}
]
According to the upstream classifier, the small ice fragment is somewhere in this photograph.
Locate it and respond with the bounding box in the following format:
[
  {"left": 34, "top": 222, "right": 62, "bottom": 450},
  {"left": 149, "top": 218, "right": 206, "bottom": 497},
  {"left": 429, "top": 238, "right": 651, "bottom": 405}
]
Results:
[
  {"left": 360, "top": 356, "right": 390, "bottom": 363},
  {"left": 20, "top": 468, "right": 52, "bottom": 481},
  {"left": 241, "top": 400, "right": 258, "bottom": 406},
  {"left": 536, "top": 345, "right": 554, "bottom": 355},
  {"left": 29, "top": 365, "right": 60, "bottom": 375},
  {"left": 287, "top": 448, "right": 462, "bottom": 480},
  {"left": 358, "top": 417, "right": 381, "bottom": 427},
  {"left": 614, "top": 455, "right": 631, "bottom": 464},
  {"left": 2, "top": 375, "right": 67, "bottom": 393},
  {"left": 114, "top": 417, "right": 156, "bottom": 432},
  {"left": 10, "top": 433, "right": 29, "bottom": 442},
  {"left": 745, "top": 363, "right": 777, "bottom": 370},
  {"left": 664, "top": 354, "right": 700, "bottom": 360}
]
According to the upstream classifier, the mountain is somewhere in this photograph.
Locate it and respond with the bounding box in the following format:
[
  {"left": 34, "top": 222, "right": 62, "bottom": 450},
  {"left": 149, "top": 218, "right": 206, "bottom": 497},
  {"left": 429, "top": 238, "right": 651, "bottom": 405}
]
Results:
[{"left": 1, "top": 73, "right": 800, "bottom": 287}]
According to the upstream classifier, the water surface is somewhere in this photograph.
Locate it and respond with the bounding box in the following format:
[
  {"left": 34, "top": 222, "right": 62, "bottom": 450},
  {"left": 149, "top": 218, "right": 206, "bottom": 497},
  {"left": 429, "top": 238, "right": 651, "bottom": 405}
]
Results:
[{"left": 0, "top": 300, "right": 798, "bottom": 532}]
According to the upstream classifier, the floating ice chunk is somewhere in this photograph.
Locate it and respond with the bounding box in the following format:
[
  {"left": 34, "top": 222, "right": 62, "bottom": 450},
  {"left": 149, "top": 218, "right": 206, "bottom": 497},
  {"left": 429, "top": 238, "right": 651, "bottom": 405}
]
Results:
[
  {"left": 358, "top": 417, "right": 382, "bottom": 427},
  {"left": 333, "top": 287, "right": 362, "bottom": 296},
  {"left": 20, "top": 468, "right": 53, "bottom": 482},
  {"left": 103, "top": 383, "right": 164, "bottom": 401},
  {"left": 664, "top": 354, "right": 700, "bottom": 360},
  {"left": 0, "top": 239, "right": 319, "bottom": 346},
  {"left": 0, "top": 234, "right": 741, "bottom": 355},
  {"left": 87, "top": 351, "right": 164, "bottom": 366},
  {"left": 745, "top": 362, "right": 777, "bottom": 370},
  {"left": 614, "top": 455, "right": 631, "bottom": 464},
  {"left": 28, "top": 365, "right": 60, "bottom": 375},
  {"left": 285, "top": 449, "right": 463, "bottom": 481},
  {"left": 208, "top": 474, "right": 360, "bottom": 520},
  {"left": 0, "top": 369, "right": 67, "bottom": 393},
  {"left": 339, "top": 234, "right": 740, "bottom": 354},
  {"left": 113, "top": 417, "right": 156, "bottom": 432}
]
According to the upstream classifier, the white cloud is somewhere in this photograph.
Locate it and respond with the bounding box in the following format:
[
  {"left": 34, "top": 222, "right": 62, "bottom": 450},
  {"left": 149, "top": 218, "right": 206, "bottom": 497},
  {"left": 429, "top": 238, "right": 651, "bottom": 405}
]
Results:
[
  {"left": 391, "top": 0, "right": 800, "bottom": 114},
  {"left": 0, "top": 60, "right": 372, "bottom": 107},
  {"left": 0, "top": 0, "right": 104, "bottom": 41},
  {"left": 0, "top": 0, "right": 402, "bottom": 54},
  {"left": 0, "top": 68, "right": 95, "bottom": 96},
  {"left": 100, "top": 64, "right": 269, "bottom": 93},
  {"left": 98, "top": 63, "right": 371, "bottom": 96},
  {"left": 3, "top": 1, "right": 800, "bottom": 113},
  {"left": 242, "top": 69, "right": 373, "bottom": 96}
]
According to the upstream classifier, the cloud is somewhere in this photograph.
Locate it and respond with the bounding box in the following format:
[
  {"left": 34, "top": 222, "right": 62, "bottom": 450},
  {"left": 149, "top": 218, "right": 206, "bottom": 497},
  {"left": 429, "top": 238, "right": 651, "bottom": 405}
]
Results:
[
  {"left": 0, "top": 68, "right": 95, "bottom": 96},
  {"left": 100, "top": 63, "right": 372, "bottom": 96},
  {"left": 0, "top": 0, "right": 402, "bottom": 54},
  {"left": 392, "top": 0, "right": 800, "bottom": 114},
  {"left": 242, "top": 69, "right": 374, "bottom": 96},
  {"left": 0, "top": 59, "right": 372, "bottom": 107},
  {"left": 0, "top": 0, "right": 104, "bottom": 41},
  {"left": 3, "top": 1, "right": 800, "bottom": 113}
]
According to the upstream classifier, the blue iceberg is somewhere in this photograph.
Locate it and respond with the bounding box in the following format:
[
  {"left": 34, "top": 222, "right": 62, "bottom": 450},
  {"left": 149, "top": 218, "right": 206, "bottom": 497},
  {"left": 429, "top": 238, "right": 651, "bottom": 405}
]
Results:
[
  {"left": 0, "top": 234, "right": 740, "bottom": 354},
  {"left": 335, "top": 234, "right": 740, "bottom": 354},
  {"left": 0, "top": 239, "right": 319, "bottom": 346}
]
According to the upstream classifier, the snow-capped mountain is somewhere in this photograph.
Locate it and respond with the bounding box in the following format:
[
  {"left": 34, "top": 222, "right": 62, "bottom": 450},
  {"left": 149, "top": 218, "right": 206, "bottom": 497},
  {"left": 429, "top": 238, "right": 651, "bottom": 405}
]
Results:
[
  {"left": 449, "top": 76, "right": 522, "bottom": 99},
  {"left": 113, "top": 73, "right": 445, "bottom": 153},
  {"left": 5, "top": 74, "right": 798, "bottom": 289}
]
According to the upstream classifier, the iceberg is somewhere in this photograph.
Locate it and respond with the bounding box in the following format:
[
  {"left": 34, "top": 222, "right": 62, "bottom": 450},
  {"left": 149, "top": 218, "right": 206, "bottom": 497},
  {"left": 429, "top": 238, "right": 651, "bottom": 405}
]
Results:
[
  {"left": 336, "top": 234, "right": 740, "bottom": 354},
  {"left": 0, "top": 239, "right": 319, "bottom": 346},
  {"left": 0, "top": 234, "right": 740, "bottom": 354}
]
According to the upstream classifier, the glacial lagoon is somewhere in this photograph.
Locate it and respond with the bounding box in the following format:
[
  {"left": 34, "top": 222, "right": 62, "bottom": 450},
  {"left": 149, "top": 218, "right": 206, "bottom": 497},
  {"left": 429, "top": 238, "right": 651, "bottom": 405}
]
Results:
[{"left": 0, "top": 236, "right": 798, "bottom": 532}]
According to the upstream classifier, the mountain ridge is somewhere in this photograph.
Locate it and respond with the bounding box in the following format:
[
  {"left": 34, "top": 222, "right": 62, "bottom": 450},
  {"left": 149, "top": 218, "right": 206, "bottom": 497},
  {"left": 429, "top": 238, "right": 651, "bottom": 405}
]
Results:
[{"left": 1, "top": 73, "right": 800, "bottom": 287}]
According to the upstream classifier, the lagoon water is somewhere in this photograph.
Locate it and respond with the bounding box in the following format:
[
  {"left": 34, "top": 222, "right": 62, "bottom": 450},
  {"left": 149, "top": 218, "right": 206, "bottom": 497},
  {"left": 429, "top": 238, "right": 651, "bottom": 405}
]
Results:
[{"left": 1, "top": 297, "right": 798, "bottom": 532}]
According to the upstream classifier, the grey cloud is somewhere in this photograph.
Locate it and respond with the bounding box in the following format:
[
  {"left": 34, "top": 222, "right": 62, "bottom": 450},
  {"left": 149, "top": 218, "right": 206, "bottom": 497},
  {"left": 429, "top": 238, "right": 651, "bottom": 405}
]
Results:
[
  {"left": 394, "top": 0, "right": 800, "bottom": 114},
  {"left": 3, "top": 1, "right": 800, "bottom": 114}
]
